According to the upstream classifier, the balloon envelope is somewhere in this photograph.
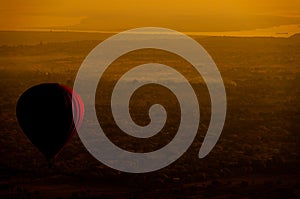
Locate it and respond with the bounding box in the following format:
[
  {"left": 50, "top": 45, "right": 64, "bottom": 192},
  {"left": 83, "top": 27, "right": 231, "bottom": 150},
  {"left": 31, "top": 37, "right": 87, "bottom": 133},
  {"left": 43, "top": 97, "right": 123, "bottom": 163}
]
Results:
[{"left": 16, "top": 83, "right": 84, "bottom": 161}]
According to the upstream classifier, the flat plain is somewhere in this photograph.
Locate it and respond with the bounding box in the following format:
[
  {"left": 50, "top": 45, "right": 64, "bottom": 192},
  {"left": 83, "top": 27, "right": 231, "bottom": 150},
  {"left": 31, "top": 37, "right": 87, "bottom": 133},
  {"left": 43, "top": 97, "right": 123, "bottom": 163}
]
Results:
[{"left": 0, "top": 31, "right": 299, "bottom": 198}]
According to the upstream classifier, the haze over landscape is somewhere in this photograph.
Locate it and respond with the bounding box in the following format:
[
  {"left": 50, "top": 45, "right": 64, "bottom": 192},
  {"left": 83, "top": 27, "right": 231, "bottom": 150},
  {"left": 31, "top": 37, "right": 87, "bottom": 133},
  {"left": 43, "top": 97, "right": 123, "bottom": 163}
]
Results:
[
  {"left": 1, "top": 0, "right": 300, "bottom": 37},
  {"left": 0, "top": 1, "right": 299, "bottom": 198}
]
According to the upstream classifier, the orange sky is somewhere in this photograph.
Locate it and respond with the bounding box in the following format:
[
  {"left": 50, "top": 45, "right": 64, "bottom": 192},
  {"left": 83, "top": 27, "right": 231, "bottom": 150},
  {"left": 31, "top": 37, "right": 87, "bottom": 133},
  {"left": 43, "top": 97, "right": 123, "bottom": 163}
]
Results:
[{"left": 1, "top": 0, "right": 300, "bottom": 36}]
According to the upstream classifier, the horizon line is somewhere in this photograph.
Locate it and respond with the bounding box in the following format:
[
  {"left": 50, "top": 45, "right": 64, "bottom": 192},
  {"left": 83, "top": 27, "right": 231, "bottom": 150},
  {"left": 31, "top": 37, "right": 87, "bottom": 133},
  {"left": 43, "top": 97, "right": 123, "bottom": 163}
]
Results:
[{"left": 0, "top": 27, "right": 299, "bottom": 38}]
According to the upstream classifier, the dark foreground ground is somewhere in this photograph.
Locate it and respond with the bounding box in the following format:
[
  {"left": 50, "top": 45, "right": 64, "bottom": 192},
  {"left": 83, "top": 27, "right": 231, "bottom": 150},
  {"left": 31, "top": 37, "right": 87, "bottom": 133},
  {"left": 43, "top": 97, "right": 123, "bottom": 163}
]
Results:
[{"left": 0, "top": 31, "right": 299, "bottom": 198}]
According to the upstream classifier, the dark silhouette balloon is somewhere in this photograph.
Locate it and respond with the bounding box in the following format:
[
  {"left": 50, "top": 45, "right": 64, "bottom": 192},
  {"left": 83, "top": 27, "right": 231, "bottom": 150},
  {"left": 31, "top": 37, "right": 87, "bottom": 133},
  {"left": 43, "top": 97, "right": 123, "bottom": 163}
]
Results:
[{"left": 16, "top": 83, "right": 84, "bottom": 162}]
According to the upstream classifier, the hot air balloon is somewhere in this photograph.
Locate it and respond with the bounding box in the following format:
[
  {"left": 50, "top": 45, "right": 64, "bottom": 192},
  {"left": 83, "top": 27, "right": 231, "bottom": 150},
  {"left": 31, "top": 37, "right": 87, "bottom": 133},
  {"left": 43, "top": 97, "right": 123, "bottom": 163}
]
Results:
[{"left": 16, "top": 83, "right": 84, "bottom": 165}]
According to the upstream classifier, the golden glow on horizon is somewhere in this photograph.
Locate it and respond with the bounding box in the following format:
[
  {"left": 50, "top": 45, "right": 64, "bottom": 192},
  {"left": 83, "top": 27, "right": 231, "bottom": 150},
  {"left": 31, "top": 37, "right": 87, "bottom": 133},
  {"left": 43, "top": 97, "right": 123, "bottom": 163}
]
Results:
[{"left": 1, "top": 0, "right": 300, "bottom": 36}]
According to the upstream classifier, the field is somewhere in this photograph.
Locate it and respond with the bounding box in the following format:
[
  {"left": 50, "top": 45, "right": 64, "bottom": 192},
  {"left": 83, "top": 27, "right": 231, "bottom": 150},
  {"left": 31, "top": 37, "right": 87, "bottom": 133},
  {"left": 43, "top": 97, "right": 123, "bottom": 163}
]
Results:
[{"left": 0, "top": 31, "right": 299, "bottom": 198}]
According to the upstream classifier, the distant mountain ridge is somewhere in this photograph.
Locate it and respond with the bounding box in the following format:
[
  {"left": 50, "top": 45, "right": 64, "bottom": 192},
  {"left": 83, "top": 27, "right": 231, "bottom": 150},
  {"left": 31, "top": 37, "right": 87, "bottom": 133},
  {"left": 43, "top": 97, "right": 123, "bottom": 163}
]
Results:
[
  {"left": 0, "top": 30, "right": 300, "bottom": 46},
  {"left": 289, "top": 33, "right": 300, "bottom": 39}
]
